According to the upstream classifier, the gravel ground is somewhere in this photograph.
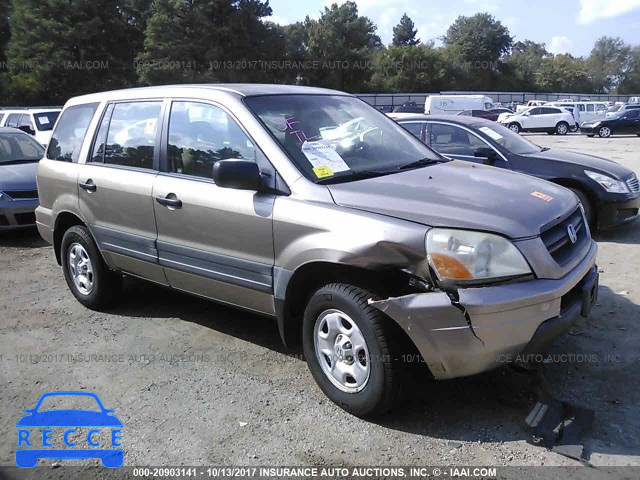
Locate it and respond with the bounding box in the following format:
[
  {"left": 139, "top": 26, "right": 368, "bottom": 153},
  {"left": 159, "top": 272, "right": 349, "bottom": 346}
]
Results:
[{"left": 0, "top": 133, "right": 639, "bottom": 476}]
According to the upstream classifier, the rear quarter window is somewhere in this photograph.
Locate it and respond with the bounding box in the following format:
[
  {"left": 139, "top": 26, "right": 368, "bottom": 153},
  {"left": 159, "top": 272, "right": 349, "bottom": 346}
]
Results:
[{"left": 47, "top": 103, "right": 99, "bottom": 163}]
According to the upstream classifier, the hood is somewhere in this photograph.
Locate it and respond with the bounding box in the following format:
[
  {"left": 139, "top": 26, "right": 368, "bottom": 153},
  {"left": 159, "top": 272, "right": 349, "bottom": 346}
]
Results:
[
  {"left": 523, "top": 148, "right": 633, "bottom": 179},
  {"left": 327, "top": 161, "right": 577, "bottom": 239},
  {"left": 0, "top": 162, "right": 39, "bottom": 191}
]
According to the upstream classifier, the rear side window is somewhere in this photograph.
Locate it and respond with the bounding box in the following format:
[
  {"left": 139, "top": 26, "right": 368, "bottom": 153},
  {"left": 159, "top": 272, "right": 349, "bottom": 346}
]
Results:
[
  {"left": 624, "top": 110, "right": 639, "bottom": 119},
  {"left": 47, "top": 103, "right": 99, "bottom": 162},
  {"left": 103, "top": 101, "right": 162, "bottom": 170}
]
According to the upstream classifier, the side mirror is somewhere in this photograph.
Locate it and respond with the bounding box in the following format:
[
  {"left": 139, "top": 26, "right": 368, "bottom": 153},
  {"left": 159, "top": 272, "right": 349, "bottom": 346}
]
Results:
[
  {"left": 213, "top": 160, "right": 262, "bottom": 191},
  {"left": 18, "top": 125, "right": 36, "bottom": 135},
  {"left": 474, "top": 146, "right": 497, "bottom": 165}
]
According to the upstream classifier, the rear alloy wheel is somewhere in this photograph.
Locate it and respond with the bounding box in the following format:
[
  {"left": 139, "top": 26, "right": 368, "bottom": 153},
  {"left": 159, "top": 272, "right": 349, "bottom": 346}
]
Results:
[
  {"left": 555, "top": 122, "right": 569, "bottom": 135},
  {"left": 61, "top": 226, "right": 121, "bottom": 310},
  {"left": 508, "top": 123, "right": 521, "bottom": 134},
  {"left": 302, "top": 283, "right": 402, "bottom": 417},
  {"left": 598, "top": 126, "right": 611, "bottom": 138}
]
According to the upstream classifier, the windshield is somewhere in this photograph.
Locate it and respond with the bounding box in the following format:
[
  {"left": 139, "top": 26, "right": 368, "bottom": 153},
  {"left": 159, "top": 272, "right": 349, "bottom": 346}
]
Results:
[
  {"left": 33, "top": 111, "right": 60, "bottom": 131},
  {"left": 476, "top": 122, "right": 542, "bottom": 155},
  {"left": 244, "top": 95, "right": 442, "bottom": 183},
  {"left": 607, "top": 105, "right": 621, "bottom": 113},
  {"left": 0, "top": 132, "right": 45, "bottom": 164}
]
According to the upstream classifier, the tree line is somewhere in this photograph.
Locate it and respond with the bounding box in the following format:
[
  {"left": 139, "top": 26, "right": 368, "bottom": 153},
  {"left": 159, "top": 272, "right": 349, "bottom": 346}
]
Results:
[{"left": 1, "top": 0, "right": 639, "bottom": 105}]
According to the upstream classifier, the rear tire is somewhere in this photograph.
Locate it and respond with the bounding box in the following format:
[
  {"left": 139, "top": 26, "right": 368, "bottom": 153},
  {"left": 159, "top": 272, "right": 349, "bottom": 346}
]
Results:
[
  {"left": 555, "top": 122, "right": 569, "bottom": 135},
  {"left": 570, "top": 188, "right": 595, "bottom": 230},
  {"left": 587, "top": 134, "right": 595, "bottom": 137},
  {"left": 61, "top": 226, "right": 121, "bottom": 310},
  {"left": 302, "top": 283, "right": 402, "bottom": 417}
]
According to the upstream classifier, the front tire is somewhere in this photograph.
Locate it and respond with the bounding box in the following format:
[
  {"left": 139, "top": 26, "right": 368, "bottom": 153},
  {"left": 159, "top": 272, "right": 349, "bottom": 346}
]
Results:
[
  {"left": 302, "top": 283, "right": 402, "bottom": 417},
  {"left": 555, "top": 122, "right": 569, "bottom": 135},
  {"left": 598, "top": 126, "right": 611, "bottom": 138},
  {"left": 508, "top": 122, "right": 521, "bottom": 134},
  {"left": 570, "top": 188, "right": 595, "bottom": 230},
  {"left": 61, "top": 226, "right": 121, "bottom": 310}
]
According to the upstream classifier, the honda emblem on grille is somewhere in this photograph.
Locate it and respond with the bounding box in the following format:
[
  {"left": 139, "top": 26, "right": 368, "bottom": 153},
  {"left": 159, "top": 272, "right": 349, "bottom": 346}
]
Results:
[{"left": 567, "top": 224, "right": 578, "bottom": 244}]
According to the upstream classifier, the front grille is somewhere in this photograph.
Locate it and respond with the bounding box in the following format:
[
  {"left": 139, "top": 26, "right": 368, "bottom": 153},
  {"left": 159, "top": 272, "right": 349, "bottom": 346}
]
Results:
[
  {"left": 5, "top": 190, "right": 38, "bottom": 199},
  {"left": 627, "top": 174, "right": 639, "bottom": 193},
  {"left": 541, "top": 208, "right": 589, "bottom": 266},
  {"left": 14, "top": 212, "right": 36, "bottom": 225}
]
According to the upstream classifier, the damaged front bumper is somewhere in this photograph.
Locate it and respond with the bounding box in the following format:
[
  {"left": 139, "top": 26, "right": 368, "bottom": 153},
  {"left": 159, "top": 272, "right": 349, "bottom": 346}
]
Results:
[{"left": 370, "top": 240, "right": 598, "bottom": 380}]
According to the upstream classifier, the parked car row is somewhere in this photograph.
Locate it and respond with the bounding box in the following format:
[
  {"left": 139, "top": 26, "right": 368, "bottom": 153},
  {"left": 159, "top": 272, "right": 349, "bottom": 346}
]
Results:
[{"left": 0, "top": 107, "right": 62, "bottom": 147}]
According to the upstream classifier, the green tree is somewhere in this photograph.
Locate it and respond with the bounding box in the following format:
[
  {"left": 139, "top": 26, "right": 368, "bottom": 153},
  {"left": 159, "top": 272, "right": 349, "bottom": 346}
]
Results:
[
  {"left": 0, "top": 0, "right": 11, "bottom": 100},
  {"left": 618, "top": 46, "right": 640, "bottom": 94},
  {"left": 6, "top": 0, "right": 141, "bottom": 104},
  {"left": 370, "top": 43, "right": 445, "bottom": 92},
  {"left": 392, "top": 13, "right": 419, "bottom": 47},
  {"left": 537, "top": 54, "right": 592, "bottom": 93},
  {"left": 502, "top": 40, "right": 550, "bottom": 91},
  {"left": 587, "top": 36, "right": 631, "bottom": 93},
  {"left": 306, "top": 1, "right": 381, "bottom": 91},
  {"left": 137, "top": 0, "right": 279, "bottom": 84},
  {"left": 442, "top": 13, "right": 512, "bottom": 90}
]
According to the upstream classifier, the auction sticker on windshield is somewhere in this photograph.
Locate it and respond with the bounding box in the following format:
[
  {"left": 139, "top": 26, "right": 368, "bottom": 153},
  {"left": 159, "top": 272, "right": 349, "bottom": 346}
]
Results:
[
  {"left": 479, "top": 126, "right": 503, "bottom": 140},
  {"left": 302, "top": 140, "right": 350, "bottom": 174}
]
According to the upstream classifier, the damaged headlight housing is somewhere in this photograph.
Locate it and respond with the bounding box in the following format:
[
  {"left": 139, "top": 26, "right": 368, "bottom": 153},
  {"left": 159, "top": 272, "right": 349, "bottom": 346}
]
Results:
[
  {"left": 584, "top": 170, "right": 628, "bottom": 193},
  {"left": 426, "top": 229, "right": 531, "bottom": 283}
]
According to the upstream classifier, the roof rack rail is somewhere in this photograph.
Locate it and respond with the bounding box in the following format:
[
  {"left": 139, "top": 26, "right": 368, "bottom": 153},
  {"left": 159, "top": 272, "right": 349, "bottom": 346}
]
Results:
[{"left": 0, "top": 106, "right": 63, "bottom": 110}]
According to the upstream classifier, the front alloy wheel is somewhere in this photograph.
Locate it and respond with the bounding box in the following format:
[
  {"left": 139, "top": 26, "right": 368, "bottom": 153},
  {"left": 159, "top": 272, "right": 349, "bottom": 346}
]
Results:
[{"left": 598, "top": 126, "right": 611, "bottom": 138}]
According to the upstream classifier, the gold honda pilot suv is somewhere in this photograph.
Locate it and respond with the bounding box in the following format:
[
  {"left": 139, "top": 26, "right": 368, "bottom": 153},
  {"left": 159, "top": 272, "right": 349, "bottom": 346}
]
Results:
[{"left": 36, "top": 85, "right": 599, "bottom": 416}]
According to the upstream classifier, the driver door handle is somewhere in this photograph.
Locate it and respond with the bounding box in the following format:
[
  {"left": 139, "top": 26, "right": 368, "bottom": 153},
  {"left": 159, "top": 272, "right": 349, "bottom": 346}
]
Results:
[
  {"left": 79, "top": 180, "right": 97, "bottom": 193},
  {"left": 155, "top": 194, "right": 182, "bottom": 209}
]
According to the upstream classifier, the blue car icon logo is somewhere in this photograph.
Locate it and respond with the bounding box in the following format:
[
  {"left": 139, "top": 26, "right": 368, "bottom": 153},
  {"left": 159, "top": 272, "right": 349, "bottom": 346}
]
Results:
[{"left": 16, "top": 391, "right": 123, "bottom": 468}]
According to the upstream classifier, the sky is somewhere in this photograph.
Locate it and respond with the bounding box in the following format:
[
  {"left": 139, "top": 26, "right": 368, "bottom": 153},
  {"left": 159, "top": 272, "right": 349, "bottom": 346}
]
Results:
[{"left": 266, "top": 0, "right": 640, "bottom": 57}]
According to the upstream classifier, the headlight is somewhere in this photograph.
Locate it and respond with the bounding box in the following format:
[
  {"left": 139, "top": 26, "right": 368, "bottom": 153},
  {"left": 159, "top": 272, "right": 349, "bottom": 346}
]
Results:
[
  {"left": 591, "top": 121, "right": 601, "bottom": 127},
  {"left": 584, "top": 170, "right": 629, "bottom": 193},
  {"left": 426, "top": 229, "right": 532, "bottom": 283}
]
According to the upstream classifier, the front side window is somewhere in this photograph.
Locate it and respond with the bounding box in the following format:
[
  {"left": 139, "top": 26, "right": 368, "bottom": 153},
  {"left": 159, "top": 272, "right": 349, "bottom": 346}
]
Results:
[
  {"left": 47, "top": 103, "right": 99, "bottom": 163},
  {"left": 245, "top": 94, "right": 441, "bottom": 183},
  {"left": 528, "top": 108, "right": 542, "bottom": 116},
  {"left": 475, "top": 122, "right": 541, "bottom": 155},
  {"left": 596, "top": 104, "right": 606, "bottom": 112},
  {"left": 429, "top": 123, "right": 487, "bottom": 157},
  {"left": 103, "top": 101, "right": 162, "bottom": 169},
  {"left": 399, "top": 121, "right": 424, "bottom": 139},
  {"left": 167, "top": 102, "right": 255, "bottom": 180}
]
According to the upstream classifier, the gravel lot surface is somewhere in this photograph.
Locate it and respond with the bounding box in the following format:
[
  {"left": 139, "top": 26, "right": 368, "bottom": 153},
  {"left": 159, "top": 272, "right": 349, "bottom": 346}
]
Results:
[{"left": 1, "top": 133, "right": 639, "bottom": 477}]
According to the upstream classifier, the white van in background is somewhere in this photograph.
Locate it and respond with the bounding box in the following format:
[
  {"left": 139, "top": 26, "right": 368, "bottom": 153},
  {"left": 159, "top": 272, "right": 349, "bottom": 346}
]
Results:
[
  {"left": 424, "top": 95, "right": 494, "bottom": 115},
  {"left": 546, "top": 101, "right": 607, "bottom": 124},
  {"left": 0, "top": 107, "right": 62, "bottom": 147}
]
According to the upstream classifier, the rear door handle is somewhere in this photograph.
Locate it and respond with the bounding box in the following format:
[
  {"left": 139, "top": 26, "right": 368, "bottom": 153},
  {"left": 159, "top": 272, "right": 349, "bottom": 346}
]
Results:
[
  {"left": 155, "top": 195, "right": 182, "bottom": 209},
  {"left": 79, "top": 180, "right": 97, "bottom": 193}
]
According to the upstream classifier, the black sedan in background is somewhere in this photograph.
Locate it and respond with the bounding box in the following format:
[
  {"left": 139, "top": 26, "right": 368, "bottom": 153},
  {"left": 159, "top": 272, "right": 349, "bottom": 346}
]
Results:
[
  {"left": 390, "top": 113, "right": 640, "bottom": 229},
  {"left": 581, "top": 109, "right": 640, "bottom": 138},
  {"left": 458, "top": 108, "right": 513, "bottom": 121}
]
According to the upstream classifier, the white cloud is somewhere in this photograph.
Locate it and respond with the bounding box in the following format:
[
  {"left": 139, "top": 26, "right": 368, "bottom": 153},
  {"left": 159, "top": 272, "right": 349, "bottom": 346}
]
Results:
[
  {"left": 265, "top": 14, "right": 289, "bottom": 25},
  {"left": 548, "top": 35, "right": 573, "bottom": 55},
  {"left": 577, "top": 0, "right": 640, "bottom": 24}
]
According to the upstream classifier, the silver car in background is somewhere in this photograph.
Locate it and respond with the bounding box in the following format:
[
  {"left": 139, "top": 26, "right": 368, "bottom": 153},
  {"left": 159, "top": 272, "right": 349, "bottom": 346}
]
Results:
[{"left": 36, "top": 85, "right": 598, "bottom": 416}]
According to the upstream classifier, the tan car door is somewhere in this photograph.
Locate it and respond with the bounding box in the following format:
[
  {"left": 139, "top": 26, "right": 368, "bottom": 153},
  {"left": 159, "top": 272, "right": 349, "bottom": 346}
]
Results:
[{"left": 153, "top": 100, "right": 275, "bottom": 315}]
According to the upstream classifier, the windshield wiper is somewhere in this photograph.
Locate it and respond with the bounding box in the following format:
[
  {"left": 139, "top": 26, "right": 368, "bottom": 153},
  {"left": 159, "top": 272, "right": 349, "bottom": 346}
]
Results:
[
  {"left": 397, "top": 157, "right": 446, "bottom": 170},
  {"left": 316, "top": 169, "right": 394, "bottom": 184}
]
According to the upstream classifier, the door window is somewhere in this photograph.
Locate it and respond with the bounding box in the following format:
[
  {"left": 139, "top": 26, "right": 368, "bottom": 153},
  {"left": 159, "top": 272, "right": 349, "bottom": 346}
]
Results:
[
  {"left": 5, "top": 113, "right": 21, "bottom": 128},
  {"left": 623, "top": 110, "right": 639, "bottom": 119},
  {"left": 47, "top": 103, "right": 99, "bottom": 163},
  {"left": 429, "top": 123, "right": 488, "bottom": 157},
  {"left": 596, "top": 104, "right": 606, "bottom": 112},
  {"left": 528, "top": 108, "right": 542, "bottom": 115},
  {"left": 103, "top": 102, "right": 162, "bottom": 169},
  {"left": 167, "top": 101, "right": 255, "bottom": 180},
  {"left": 399, "top": 122, "right": 424, "bottom": 140},
  {"left": 586, "top": 104, "right": 595, "bottom": 112}
]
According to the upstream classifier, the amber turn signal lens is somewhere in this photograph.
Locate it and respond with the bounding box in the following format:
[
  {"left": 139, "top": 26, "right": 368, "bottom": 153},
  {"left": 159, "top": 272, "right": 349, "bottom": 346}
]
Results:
[{"left": 430, "top": 253, "right": 473, "bottom": 280}]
